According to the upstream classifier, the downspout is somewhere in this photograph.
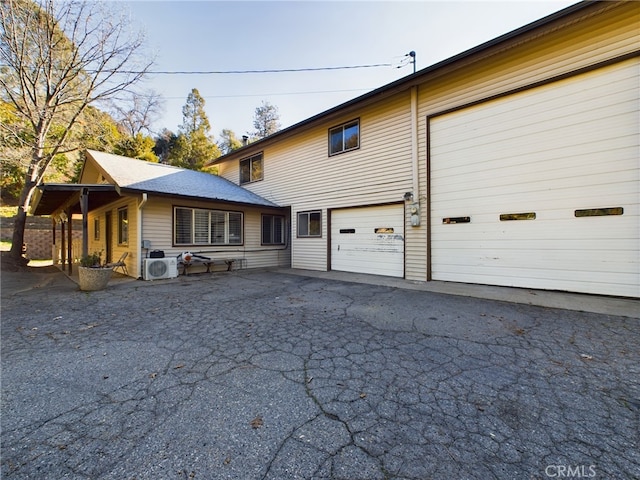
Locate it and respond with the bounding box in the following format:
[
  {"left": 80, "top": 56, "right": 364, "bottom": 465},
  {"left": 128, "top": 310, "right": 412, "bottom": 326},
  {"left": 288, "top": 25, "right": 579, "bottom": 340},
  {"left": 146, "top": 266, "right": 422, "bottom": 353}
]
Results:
[
  {"left": 137, "top": 193, "right": 148, "bottom": 278},
  {"left": 411, "top": 86, "right": 420, "bottom": 201},
  {"left": 408, "top": 86, "right": 421, "bottom": 280},
  {"left": 408, "top": 86, "right": 420, "bottom": 227}
]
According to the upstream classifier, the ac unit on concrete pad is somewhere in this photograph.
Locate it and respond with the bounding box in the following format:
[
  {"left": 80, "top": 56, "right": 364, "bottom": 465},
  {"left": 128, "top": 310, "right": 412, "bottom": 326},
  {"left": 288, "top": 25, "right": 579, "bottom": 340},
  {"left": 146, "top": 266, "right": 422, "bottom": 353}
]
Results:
[{"left": 143, "top": 258, "right": 178, "bottom": 280}]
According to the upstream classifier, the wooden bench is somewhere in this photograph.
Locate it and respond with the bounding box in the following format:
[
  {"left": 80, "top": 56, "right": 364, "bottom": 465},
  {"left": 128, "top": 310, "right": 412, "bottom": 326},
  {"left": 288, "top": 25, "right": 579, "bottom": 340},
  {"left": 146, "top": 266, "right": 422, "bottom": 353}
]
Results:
[{"left": 178, "top": 254, "right": 245, "bottom": 275}]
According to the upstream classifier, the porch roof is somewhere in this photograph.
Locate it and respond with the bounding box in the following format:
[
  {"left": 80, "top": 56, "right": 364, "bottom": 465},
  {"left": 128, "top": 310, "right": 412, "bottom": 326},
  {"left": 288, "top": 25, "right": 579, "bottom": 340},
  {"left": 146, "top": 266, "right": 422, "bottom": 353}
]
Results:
[{"left": 30, "top": 184, "right": 120, "bottom": 216}]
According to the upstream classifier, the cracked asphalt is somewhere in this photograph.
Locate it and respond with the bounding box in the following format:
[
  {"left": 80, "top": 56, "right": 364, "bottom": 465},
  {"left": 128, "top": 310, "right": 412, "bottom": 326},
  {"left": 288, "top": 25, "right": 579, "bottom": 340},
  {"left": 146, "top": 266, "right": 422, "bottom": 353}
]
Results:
[{"left": 1, "top": 267, "right": 639, "bottom": 479}]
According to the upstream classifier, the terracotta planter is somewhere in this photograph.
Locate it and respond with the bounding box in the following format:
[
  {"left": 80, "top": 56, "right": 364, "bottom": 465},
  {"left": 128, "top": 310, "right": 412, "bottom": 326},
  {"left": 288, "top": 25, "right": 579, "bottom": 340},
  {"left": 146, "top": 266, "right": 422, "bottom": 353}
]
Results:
[{"left": 78, "top": 266, "right": 113, "bottom": 291}]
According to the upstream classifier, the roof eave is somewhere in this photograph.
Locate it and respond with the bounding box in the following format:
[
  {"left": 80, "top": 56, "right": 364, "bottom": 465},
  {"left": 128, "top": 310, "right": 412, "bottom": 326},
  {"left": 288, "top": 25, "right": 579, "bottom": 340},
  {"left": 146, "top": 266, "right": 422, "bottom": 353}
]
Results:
[{"left": 118, "top": 187, "right": 282, "bottom": 209}]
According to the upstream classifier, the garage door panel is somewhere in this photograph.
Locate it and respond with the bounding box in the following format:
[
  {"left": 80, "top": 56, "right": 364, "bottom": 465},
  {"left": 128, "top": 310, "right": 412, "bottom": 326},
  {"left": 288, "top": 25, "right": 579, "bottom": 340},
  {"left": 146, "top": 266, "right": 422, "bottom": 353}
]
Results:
[
  {"left": 433, "top": 246, "right": 637, "bottom": 271},
  {"left": 431, "top": 59, "right": 639, "bottom": 297},
  {"left": 434, "top": 269, "right": 637, "bottom": 297},
  {"left": 434, "top": 190, "right": 638, "bottom": 217},
  {"left": 331, "top": 204, "right": 404, "bottom": 278},
  {"left": 432, "top": 69, "right": 637, "bottom": 144},
  {"left": 433, "top": 149, "right": 637, "bottom": 193}
]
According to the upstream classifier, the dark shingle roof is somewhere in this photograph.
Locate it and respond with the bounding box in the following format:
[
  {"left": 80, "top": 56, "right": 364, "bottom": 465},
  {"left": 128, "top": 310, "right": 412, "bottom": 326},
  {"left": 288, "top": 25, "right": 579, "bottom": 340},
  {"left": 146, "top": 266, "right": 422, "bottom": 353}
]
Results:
[{"left": 87, "top": 150, "right": 279, "bottom": 208}]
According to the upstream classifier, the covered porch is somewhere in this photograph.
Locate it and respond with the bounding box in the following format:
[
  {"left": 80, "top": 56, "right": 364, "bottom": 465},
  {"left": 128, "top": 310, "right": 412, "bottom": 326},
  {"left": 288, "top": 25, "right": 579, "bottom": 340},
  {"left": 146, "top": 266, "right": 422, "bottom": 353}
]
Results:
[{"left": 29, "top": 183, "right": 122, "bottom": 275}]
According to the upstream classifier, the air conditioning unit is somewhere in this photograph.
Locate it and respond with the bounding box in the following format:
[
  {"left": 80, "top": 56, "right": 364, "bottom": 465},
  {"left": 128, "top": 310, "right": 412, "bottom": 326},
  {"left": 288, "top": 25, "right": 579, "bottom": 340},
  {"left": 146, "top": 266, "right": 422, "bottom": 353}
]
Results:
[{"left": 143, "top": 258, "right": 178, "bottom": 281}]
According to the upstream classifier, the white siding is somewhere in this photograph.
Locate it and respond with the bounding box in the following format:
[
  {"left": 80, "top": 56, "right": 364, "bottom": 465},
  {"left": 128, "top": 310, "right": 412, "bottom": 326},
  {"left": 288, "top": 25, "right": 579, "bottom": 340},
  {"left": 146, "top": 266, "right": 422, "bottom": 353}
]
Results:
[
  {"left": 215, "top": 3, "right": 639, "bottom": 284},
  {"left": 140, "top": 196, "right": 290, "bottom": 275},
  {"left": 87, "top": 197, "right": 138, "bottom": 276},
  {"left": 220, "top": 92, "right": 414, "bottom": 272},
  {"left": 411, "top": 2, "right": 640, "bottom": 283},
  {"left": 430, "top": 60, "right": 640, "bottom": 297}
]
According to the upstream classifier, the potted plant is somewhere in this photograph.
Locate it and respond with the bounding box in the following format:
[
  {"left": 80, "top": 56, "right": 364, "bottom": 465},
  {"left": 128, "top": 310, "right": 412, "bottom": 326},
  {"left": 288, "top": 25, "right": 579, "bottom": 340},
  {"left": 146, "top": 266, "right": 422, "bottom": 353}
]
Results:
[{"left": 78, "top": 251, "right": 113, "bottom": 291}]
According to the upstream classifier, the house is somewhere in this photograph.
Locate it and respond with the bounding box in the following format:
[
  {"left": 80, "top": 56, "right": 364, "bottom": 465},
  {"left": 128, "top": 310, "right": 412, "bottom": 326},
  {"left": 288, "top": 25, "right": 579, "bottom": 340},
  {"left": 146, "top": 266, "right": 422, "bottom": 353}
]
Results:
[
  {"left": 29, "top": 1, "right": 638, "bottom": 297},
  {"left": 209, "top": 1, "right": 639, "bottom": 298},
  {"left": 30, "top": 150, "right": 290, "bottom": 278}
]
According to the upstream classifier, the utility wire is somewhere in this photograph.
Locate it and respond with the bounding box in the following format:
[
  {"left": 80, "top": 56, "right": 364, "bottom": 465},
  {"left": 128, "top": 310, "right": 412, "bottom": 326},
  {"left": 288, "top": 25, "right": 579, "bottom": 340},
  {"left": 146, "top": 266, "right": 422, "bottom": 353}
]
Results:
[
  {"left": 114, "top": 63, "right": 393, "bottom": 75},
  {"left": 162, "top": 87, "right": 375, "bottom": 100}
]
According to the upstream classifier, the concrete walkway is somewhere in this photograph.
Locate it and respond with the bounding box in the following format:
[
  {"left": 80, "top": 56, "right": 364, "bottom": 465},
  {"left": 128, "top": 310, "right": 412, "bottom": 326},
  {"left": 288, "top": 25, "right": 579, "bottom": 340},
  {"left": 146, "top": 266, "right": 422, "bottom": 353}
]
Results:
[
  {"left": 1, "top": 267, "right": 638, "bottom": 479},
  {"left": 279, "top": 268, "right": 639, "bottom": 319}
]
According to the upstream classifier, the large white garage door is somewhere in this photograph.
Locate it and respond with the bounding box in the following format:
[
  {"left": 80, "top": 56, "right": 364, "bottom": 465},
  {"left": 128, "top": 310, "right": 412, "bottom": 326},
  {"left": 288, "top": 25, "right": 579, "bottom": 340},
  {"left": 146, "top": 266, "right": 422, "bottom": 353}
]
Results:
[
  {"left": 331, "top": 204, "right": 404, "bottom": 278},
  {"left": 430, "top": 59, "right": 639, "bottom": 297}
]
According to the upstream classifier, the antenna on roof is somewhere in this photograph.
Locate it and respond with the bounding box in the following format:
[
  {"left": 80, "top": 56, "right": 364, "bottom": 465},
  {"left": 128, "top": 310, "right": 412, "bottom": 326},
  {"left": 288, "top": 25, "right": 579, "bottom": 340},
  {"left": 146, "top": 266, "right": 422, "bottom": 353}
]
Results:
[{"left": 397, "top": 51, "right": 416, "bottom": 74}]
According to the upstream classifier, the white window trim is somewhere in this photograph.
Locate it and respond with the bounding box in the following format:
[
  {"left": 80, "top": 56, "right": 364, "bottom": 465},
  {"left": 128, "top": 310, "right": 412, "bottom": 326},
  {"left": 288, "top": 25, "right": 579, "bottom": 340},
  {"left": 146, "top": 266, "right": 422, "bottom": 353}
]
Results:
[{"left": 174, "top": 206, "right": 243, "bottom": 246}]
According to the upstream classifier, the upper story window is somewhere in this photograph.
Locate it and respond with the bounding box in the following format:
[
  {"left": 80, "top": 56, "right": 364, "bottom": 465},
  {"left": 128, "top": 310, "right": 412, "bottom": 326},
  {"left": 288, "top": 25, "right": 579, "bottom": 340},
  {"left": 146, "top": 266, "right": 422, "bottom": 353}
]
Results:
[
  {"left": 329, "top": 119, "right": 359, "bottom": 156},
  {"left": 240, "top": 152, "right": 263, "bottom": 184}
]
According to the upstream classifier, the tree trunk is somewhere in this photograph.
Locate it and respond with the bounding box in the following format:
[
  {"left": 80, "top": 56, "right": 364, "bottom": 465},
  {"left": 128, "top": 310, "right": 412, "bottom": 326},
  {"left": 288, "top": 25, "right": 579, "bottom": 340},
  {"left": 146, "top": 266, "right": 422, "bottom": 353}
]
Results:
[
  {"left": 8, "top": 165, "right": 37, "bottom": 261},
  {"left": 9, "top": 206, "right": 27, "bottom": 261}
]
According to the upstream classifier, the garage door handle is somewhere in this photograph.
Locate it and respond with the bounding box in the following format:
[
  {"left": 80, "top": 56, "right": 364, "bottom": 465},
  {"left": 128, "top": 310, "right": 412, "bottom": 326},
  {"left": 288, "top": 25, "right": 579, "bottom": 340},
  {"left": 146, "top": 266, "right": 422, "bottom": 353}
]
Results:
[{"left": 337, "top": 245, "right": 340, "bottom": 251}]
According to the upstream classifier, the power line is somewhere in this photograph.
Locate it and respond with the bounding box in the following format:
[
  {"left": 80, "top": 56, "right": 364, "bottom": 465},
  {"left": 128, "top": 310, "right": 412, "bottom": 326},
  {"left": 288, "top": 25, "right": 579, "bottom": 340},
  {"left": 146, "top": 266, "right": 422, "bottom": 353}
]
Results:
[
  {"left": 162, "top": 87, "right": 376, "bottom": 100},
  {"left": 116, "top": 63, "right": 393, "bottom": 75}
]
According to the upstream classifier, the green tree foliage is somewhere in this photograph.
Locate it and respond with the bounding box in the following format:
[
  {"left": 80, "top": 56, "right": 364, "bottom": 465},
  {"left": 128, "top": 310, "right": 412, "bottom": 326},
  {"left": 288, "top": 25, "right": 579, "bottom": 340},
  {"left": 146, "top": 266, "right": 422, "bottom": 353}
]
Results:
[
  {"left": 168, "top": 88, "right": 220, "bottom": 170},
  {"left": 0, "top": 0, "right": 152, "bottom": 259},
  {"left": 218, "top": 129, "right": 244, "bottom": 155},
  {"left": 0, "top": 101, "right": 27, "bottom": 201},
  {"left": 252, "top": 101, "right": 281, "bottom": 139},
  {"left": 115, "top": 133, "right": 158, "bottom": 163}
]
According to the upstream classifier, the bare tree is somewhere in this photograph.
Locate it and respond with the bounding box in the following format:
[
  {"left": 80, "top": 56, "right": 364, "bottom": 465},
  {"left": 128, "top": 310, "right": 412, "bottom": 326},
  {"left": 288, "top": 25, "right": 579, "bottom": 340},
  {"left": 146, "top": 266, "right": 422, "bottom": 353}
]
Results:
[
  {"left": 111, "top": 90, "right": 164, "bottom": 137},
  {"left": 0, "top": 0, "right": 153, "bottom": 260}
]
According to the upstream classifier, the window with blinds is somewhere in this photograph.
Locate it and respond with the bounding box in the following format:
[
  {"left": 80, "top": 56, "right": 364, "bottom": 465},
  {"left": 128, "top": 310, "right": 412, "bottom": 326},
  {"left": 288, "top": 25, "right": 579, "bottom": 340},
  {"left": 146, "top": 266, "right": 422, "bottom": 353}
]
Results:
[{"left": 174, "top": 207, "right": 243, "bottom": 245}]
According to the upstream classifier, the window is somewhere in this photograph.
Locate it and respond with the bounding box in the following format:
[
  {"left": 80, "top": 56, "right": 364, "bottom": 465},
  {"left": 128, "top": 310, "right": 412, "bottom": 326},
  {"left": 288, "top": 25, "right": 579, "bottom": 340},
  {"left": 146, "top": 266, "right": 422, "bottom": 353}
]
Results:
[
  {"left": 174, "top": 207, "right": 243, "bottom": 245},
  {"left": 442, "top": 217, "right": 471, "bottom": 224},
  {"left": 262, "top": 215, "right": 285, "bottom": 245},
  {"left": 297, "top": 211, "right": 321, "bottom": 237},
  {"left": 117, "top": 208, "right": 128, "bottom": 245},
  {"left": 240, "top": 152, "right": 263, "bottom": 184},
  {"left": 500, "top": 212, "right": 536, "bottom": 221},
  {"left": 575, "top": 207, "right": 623, "bottom": 217},
  {"left": 329, "top": 119, "right": 359, "bottom": 156},
  {"left": 93, "top": 218, "right": 100, "bottom": 240}
]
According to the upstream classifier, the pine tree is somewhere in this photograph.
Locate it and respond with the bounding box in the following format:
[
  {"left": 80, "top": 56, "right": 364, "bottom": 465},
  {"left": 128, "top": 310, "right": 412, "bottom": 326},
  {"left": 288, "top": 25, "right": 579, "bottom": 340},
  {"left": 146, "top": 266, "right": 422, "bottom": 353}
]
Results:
[
  {"left": 252, "top": 101, "right": 281, "bottom": 139},
  {"left": 170, "top": 88, "right": 220, "bottom": 170}
]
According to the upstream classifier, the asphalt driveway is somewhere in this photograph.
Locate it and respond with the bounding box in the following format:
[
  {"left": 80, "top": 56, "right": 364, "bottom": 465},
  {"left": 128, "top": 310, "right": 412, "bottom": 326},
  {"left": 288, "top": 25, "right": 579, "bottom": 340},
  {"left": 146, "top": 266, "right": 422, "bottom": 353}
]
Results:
[{"left": 1, "top": 267, "right": 638, "bottom": 479}]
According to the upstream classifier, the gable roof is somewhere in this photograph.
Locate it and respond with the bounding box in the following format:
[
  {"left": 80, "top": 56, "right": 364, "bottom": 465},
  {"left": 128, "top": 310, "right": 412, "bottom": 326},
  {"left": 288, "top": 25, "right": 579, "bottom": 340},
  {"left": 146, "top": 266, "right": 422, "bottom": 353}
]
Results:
[
  {"left": 30, "top": 150, "right": 280, "bottom": 216},
  {"left": 85, "top": 150, "right": 279, "bottom": 207}
]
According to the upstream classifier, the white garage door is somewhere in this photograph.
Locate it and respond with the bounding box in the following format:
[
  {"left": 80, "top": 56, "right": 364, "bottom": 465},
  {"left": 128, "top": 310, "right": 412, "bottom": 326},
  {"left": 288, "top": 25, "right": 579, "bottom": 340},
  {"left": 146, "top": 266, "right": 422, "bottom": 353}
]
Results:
[
  {"left": 331, "top": 204, "right": 404, "bottom": 278},
  {"left": 430, "top": 59, "right": 639, "bottom": 297}
]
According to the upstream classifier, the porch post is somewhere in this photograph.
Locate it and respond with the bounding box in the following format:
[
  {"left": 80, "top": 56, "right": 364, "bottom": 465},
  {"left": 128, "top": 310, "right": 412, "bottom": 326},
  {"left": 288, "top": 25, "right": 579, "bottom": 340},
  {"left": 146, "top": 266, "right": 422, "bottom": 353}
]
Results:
[
  {"left": 67, "top": 208, "right": 73, "bottom": 275},
  {"left": 80, "top": 188, "right": 89, "bottom": 259},
  {"left": 61, "top": 219, "right": 66, "bottom": 268},
  {"left": 51, "top": 218, "right": 58, "bottom": 265}
]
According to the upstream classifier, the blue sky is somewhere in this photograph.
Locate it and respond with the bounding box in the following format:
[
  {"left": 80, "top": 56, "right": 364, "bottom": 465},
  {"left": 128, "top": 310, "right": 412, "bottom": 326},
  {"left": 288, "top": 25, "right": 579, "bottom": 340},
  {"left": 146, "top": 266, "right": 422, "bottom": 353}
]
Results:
[{"left": 118, "top": 0, "right": 578, "bottom": 140}]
